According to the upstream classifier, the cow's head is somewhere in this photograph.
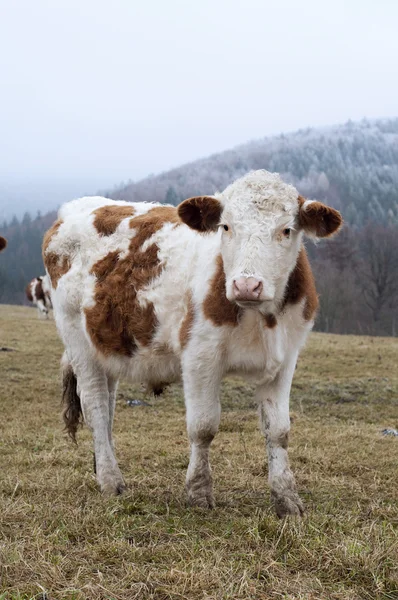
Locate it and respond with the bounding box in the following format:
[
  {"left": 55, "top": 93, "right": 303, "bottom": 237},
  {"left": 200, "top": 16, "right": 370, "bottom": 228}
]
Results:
[{"left": 178, "top": 170, "right": 342, "bottom": 313}]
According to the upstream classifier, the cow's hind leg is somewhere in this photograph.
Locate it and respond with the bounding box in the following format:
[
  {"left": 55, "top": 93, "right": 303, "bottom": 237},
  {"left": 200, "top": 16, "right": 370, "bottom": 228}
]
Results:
[
  {"left": 107, "top": 375, "right": 119, "bottom": 452},
  {"left": 257, "top": 352, "right": 304, "bottom": 518},
  {"left": 182, "top": 352, "right": 222, "bottom": 508},
  {"left": 62, "top": 354, "right": 125, "bottom": 496},
  {"left": 92, "top": 375, "right": 119, "bottom": 473}
]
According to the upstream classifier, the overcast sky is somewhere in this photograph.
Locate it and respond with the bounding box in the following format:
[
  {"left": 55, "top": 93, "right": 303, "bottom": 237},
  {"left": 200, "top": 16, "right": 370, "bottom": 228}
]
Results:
[{"left": 1, "top": 0, "right": 397, "bottom": 217}]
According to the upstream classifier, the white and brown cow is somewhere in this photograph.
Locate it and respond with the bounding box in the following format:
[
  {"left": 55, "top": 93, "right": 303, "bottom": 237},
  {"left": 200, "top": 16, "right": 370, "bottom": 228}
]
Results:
[
  {"left": 43, "top": 170, "right": 342, "bottom": 516},
  {"left": 26, "top": 275, "right": 52, "bottom": 318}
]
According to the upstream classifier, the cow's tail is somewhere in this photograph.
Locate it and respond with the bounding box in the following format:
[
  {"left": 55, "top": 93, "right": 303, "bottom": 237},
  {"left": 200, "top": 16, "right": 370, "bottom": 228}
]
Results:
[{"left": 61, "top": 353, "right": 83, "bottom": 443}]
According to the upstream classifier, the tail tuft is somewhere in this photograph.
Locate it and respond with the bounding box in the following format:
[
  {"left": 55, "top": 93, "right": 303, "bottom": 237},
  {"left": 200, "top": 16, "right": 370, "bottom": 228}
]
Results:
[{"left": 62, "top": 361, "right": 83, "bottom": 442}]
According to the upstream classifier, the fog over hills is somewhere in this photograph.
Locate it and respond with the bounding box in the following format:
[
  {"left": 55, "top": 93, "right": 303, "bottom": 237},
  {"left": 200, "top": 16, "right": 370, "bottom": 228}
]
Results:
[
  {"left": 2, "top": 117, "right": 398, "bottom": 227},
  {"left": 0, "top": 177, "right": 117, "bottom": 223}
]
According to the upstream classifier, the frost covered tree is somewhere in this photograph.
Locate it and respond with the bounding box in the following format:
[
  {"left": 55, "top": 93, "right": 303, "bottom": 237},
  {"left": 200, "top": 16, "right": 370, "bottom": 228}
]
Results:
[
  {"left": 110, "top": 117, "right": 398, "bottom": 228},
  {"left": 165, "top": 186, "right": 179, "bottom": 206}
]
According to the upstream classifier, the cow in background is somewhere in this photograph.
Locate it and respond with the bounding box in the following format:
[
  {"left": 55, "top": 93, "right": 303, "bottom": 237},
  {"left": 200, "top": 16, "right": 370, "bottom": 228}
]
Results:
[
  {"left": 43, "top": 170, "right": 342, "bottom": 516},
  {"left": 0, "top": 237, "right": 7, "bottom": 251},
  {"left": 26, "top": 275, "right": 52, "bottom": 318}
]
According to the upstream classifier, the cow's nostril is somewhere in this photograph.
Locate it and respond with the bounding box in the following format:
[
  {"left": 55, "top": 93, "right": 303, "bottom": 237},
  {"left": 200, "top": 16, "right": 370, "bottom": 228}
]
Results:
[
  {"left": 233, "top": 278, "right": 247, "bottom": 291},
  {"left": 246, "top": 278, "right": 262, "bottom": 296},
  {"left": 253, "top": 281, "right": 262, "bottom": 295}
]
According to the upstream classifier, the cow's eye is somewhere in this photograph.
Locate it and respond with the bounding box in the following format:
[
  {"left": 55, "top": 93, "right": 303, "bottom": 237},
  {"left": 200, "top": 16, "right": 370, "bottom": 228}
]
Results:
[
  {"left": 283, "top": 228, "right": 291, "bottom": 238},
  {"left": 223, "top": 225, "right": 229, "bottom": 232}
]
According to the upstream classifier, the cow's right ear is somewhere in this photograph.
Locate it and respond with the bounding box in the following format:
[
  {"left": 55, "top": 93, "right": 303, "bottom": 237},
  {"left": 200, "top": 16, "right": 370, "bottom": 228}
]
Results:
[
  {"left": 0, "top": 236, "right": 7, "bottom": 252},
  {"left": 178, "top": 196, "right": 222, "bottom": 232}
]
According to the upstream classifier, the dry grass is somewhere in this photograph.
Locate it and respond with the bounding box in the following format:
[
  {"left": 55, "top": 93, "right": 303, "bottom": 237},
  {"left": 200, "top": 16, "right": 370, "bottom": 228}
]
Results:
[{"left": 1, "top": 304, "right": 398, "bottom": 600}]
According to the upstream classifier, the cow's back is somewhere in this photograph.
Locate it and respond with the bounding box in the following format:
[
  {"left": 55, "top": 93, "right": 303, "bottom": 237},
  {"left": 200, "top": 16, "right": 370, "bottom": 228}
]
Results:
[
  {"left": 43, "top": 197, "right": 149, "bottom": 299},
  {"left": 43, "top": 197, "right": 216, "bottom": 368}
]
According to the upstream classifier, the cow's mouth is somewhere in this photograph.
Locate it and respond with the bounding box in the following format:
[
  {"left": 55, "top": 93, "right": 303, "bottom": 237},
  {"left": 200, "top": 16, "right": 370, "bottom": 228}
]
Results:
[{"left": 235, "top": 299, "right": 264, "bottom": 309}]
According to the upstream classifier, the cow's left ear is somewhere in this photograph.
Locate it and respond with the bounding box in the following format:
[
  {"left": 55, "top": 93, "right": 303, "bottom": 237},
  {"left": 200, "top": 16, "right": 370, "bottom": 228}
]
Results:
[
  {"left": 178, "top": 196, "right": 222, "bottom": 232},
  {"left": 298, "top": 196, "right": 343, "bottom": 238}
]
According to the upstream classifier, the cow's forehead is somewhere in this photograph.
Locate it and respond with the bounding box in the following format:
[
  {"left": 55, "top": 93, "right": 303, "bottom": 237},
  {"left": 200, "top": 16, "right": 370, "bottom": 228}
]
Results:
[{"left": 216, "top": 170, "right": 299, "bottom": 225}]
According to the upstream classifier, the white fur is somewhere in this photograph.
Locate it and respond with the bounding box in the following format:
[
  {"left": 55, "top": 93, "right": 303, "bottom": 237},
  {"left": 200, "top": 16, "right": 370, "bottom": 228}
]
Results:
[{"left": 45, "top": 171, "right": 316, "bottom": 513}]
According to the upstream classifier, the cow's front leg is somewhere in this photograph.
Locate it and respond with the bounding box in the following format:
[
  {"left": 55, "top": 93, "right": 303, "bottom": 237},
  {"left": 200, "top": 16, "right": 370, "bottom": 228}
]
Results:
[
  {"left": 182, "top": 353, "right": 222, "bottom": 508},
  {"left": 257, "top": 353, "right": 304, "bottom": 517}
]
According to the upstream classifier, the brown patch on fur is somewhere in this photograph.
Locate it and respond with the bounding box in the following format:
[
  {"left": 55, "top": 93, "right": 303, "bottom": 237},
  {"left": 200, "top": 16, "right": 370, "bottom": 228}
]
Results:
[
  {"left": 203, "top": 255, "right": 241, "bottom": 327},
  {"left": 42, "top": 220, "right": 71, "bottom": 289},
  {"left": 179, "top": 292, "right": 195, "bottom": 349},
  {"left": 25, "top": 282, "right": 33, "bottom": 303},
  {"left": 62, "top": 364, "right": 83, "bottom": 443},
  {"left": 92, "top": 205, "right": 135, "bottom": 236},
  {"left": 297, "top": 196, "right": 305, "bottom": 209},
  {"left": 129, "top": 206, "right": 180, "bottom": 230},
  {"left": 35, "top": 279, "right": 45, "bottom": 304},
  {"left": 178, "top": 196, "right": 222, "bottom": 232},
  {"left": 264, "top": 313, "right": 277, "bottom": 328},
  {"left": 44, "top": 253, "right": 71, "bottom": 289},
  {"left": 42, "top": 219, "right": 62, "bottom": 255},
  {"left": 0, "top": 236, "right": 7, "bottom": 251},
  {"left": 298, "top": 195, "right": 343, "bottom": 237},
  {"left": 283, "top": 247, "right": 319, "bottom": 321},
  {"left": 85, "top": 206, "right": 180, "bottom": 357}
]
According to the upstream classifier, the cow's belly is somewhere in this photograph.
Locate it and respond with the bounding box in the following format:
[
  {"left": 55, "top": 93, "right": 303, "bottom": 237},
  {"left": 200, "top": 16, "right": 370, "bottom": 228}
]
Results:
[
  {"left": 98, "top": 342, "right": 182, "bottom": 390},
  {"left": 225, "top": 338, "right": 270, "bottom": 382}
]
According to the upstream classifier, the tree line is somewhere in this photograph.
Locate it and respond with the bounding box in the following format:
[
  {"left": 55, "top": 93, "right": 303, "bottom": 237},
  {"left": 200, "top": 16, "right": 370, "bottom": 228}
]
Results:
[
  {"left": 309, "top": 224, "right": 398, "bottom": 336},
  {"left": 0, "top": 210, "right": 56, "bottom": 305},
  {"left": 1, "top": 213, "right": 397, "bottom": 337}
]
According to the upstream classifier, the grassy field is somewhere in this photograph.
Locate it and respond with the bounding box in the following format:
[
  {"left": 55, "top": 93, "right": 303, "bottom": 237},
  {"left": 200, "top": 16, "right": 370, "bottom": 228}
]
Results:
[{"left": 1, "top": 305, "right": 398, "bottom": 600}]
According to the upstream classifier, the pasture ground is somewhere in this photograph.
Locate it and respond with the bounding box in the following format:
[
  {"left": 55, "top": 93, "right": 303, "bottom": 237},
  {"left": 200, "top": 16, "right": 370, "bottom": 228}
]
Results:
[{"left": 0, "top": 304, "right": 398, "bottom": 600}]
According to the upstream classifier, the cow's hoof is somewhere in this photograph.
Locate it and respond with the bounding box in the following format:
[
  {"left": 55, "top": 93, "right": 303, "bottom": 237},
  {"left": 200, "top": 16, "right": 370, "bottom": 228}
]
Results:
[
  {"left": 187, "top": 490, "right": 215, "bottom": 509},
  {"left": 101, "top": 481, "right": 127, "bottom": 497},
  {"left": 186, "top": 470, "right": 214, "bottom": 509},
  {"left": 271, "top": 489, "right": 304, "bottom": 518},
  {"left": 99, "top": 469, "right": 126, "bottom": 497},
  {"left": 115, "top": 482, "right": 127, "bottom": 495}
]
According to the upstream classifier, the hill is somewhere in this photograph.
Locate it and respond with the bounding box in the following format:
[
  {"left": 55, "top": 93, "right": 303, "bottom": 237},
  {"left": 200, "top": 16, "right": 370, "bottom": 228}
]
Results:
[{"left": 110, "top": 117, "right": 398, "bottom": 228}]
